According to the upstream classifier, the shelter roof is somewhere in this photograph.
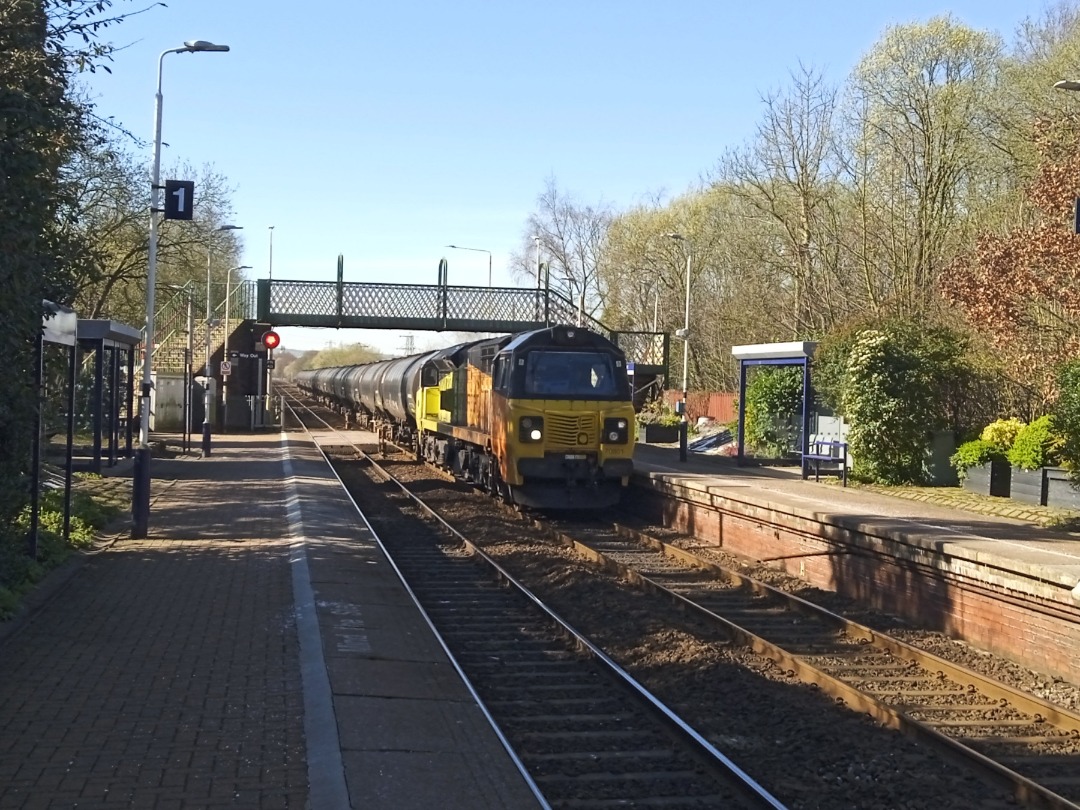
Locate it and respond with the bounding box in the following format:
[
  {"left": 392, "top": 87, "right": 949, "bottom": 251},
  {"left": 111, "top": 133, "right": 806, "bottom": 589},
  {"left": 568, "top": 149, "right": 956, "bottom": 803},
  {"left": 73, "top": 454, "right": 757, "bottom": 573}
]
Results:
[
  {"left": 77, "top": 319, "right": 142, "bottom": 347},
  {"left": 731, "top": 341, "right": 817, "bottom": 361}
]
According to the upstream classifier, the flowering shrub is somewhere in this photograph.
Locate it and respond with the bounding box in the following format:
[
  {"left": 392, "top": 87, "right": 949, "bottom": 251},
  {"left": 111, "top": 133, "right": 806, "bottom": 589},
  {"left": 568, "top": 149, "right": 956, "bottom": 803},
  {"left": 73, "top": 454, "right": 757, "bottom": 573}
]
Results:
[
  {"left": 979, "top": 418, "right": 1024, "bottom": 452},
  {"left": 1006, "top": 416, "right": 1062, "bottom": 470}
]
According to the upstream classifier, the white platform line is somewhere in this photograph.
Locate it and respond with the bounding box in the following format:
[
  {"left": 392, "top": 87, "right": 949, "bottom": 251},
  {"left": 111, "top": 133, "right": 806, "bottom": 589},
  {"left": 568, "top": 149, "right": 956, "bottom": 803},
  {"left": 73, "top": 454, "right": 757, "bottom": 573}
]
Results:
[{"left": 283, "top": 437, "right": 351, "bottom": 810}]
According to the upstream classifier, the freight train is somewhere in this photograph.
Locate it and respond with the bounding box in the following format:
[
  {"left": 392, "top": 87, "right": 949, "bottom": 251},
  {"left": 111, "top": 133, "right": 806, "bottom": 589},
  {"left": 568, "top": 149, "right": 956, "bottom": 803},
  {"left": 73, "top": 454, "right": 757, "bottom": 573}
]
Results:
[{"left": 295, "top": 325, "right": 636, "bottom": 509}]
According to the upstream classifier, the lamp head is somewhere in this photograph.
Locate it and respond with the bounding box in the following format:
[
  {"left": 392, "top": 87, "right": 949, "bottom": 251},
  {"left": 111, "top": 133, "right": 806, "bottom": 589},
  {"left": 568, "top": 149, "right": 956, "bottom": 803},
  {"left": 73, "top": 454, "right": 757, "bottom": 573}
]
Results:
[
  {"left": 183, "top": 40, "right": 230, "bottom": 52},
  {"left": 217, "top": 224, "right": 243, "bottom": 232},
  {"left": 1055, "top": 80, "right": 1080, "bottom": 92},
  {"left": 665, "top": 232, "right": 685, "bottom": 241}
]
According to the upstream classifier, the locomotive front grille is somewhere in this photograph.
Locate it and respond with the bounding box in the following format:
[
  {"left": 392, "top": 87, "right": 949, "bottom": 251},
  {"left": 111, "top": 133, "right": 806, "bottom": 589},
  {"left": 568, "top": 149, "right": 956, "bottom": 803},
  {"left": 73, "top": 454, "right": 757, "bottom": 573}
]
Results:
[{"left": 546, "top": 413, "right": 598, "bottom": 447}]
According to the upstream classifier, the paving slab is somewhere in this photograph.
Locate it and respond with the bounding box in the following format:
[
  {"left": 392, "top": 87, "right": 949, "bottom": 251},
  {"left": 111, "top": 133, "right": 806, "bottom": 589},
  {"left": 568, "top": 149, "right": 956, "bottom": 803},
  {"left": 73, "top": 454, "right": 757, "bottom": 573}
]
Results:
[{"left": 0, "top": 431, "right": 543, "bottom": 810}]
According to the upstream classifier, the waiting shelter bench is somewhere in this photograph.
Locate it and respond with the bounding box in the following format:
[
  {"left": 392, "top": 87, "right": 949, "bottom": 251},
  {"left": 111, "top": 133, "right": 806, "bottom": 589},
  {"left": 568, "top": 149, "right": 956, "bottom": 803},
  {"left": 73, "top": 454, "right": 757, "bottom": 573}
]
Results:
[{"left": 802, "top": 438, "right": 848, "bottom": 487}]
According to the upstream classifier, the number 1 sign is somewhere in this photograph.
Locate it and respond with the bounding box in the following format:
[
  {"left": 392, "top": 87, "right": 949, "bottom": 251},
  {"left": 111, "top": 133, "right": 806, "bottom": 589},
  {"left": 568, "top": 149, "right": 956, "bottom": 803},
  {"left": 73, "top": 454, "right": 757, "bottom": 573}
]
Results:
[{"left": 163, "top": 180, "right": 195, "bottom": 220}]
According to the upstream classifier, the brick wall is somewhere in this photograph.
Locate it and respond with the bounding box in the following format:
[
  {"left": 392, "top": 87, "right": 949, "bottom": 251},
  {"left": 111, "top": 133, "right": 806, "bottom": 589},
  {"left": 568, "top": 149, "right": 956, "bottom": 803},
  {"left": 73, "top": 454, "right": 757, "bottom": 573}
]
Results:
[{"left": 632, "top": 480, "right": 1080, "bottom": 680}]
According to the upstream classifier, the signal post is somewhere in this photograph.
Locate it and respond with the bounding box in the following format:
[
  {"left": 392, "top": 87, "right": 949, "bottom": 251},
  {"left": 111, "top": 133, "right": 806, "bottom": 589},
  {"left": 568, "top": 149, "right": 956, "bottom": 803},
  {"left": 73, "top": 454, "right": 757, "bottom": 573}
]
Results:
[{"left": 261, "top": 330, "right": 280, "bottom": 426}]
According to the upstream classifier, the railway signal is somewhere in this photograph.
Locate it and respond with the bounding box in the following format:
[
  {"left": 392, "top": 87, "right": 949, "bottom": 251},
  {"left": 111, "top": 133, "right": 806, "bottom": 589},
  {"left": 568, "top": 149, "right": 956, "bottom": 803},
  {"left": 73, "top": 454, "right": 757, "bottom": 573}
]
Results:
[{"left": 262, "top": 330, "right": 281, "bottom": 350}]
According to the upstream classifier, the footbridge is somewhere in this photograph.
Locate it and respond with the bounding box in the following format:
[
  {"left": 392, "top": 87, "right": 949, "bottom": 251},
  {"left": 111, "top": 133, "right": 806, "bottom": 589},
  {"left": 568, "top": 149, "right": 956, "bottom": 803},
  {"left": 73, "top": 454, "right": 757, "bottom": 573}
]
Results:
[{"left": 255, "top": 259, "right": 668, "bottom": 377}]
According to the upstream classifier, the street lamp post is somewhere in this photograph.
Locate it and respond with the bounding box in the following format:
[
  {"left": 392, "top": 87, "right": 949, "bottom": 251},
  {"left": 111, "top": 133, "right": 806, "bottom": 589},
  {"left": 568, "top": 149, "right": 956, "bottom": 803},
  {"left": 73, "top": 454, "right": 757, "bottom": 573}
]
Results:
[
  {"left": 202, "top": 224, "right": 242, "bottom": 457},
  {"left": 533, "top": 236, "right": 541, "bottom": 288},
  {"left": 532, "top": 235, "right": 544, "bottom": 323},
  {"left": 446, "top": 245, "right": 493, "bottom": 287},
  {"left": 666, "top": 233, "right": 692, "bottom": 462},
  {"left": 222, "top": 264, "right": 252, "bottom": 431},
  {"left": 133, "top": 39, "right": 229, "bottom": 539}
]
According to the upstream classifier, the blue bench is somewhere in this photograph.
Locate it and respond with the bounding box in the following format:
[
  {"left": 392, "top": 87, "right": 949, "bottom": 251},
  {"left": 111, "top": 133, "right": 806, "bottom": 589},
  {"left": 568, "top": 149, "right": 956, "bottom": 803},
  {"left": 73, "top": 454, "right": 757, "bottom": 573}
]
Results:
[{"left": 802, "top": 440, "right": 848, "bottom": 487}]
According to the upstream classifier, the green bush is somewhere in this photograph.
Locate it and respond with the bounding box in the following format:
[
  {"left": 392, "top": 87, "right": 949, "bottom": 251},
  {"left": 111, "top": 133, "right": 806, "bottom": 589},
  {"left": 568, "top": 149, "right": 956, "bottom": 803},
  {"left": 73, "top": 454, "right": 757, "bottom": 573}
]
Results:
[
  {"left": 980, "top": 418, "right": 1024, "bottom": 452},
  {"left": 0, "top": 482, "right": 122, "bottom": 619},
  {"left": 842, "top": 329, "right": 936, "bottom": 484},
  {"left": 1054, "top": 360, "right": 1080, "bottom": 482},
  {"left": 950, "top": 439, "right": 1003, "bottom": 479},
  {"left": 812, "top": 326, "right": 863, "bottom": 415},
  {"left": 817, "top": 318, "right": 983, "bottom": 433},
  {"left": 745, "top": 366, "right": 803, "bottom": 457},
  {"left": 1006, "top": 415, "right": 1061, "bottom": 470}
]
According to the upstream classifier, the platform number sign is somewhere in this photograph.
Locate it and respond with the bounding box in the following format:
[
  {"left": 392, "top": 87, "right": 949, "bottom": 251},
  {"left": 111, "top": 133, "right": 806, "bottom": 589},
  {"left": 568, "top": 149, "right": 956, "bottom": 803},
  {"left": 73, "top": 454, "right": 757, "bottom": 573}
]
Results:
[{"left": 163, "top": 180, "right": 195, "bottom": 220}]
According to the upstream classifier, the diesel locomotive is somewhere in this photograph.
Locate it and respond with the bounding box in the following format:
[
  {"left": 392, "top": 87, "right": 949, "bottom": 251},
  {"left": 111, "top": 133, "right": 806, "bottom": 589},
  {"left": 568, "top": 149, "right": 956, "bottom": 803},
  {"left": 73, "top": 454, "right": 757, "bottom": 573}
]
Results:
[{"left": 296, "top": 325, "right": 636, "bottom": 509}]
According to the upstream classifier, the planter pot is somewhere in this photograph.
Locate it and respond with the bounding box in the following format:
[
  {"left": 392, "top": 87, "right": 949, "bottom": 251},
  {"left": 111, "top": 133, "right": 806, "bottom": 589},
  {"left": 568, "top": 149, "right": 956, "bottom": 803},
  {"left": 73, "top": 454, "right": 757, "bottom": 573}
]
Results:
[
  {"left": 640, "top": 423, "right": 680, "bottom": 444},
  {"left": 1045, "top": 467, "right": 1080, "bottom": 510},
  {"left": 961, "top": 461, "right": 1010, "bottom": 498},
  {"left": 1009, "top": 467, "right": 1046, "bottom": 506}
]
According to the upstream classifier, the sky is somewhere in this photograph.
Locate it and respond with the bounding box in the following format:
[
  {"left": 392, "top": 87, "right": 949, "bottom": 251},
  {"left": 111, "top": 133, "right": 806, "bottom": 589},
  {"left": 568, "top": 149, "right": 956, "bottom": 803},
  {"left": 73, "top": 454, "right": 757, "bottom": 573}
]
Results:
[{"left": 80, "top": 0, "right": 1052, "bottom": 355}]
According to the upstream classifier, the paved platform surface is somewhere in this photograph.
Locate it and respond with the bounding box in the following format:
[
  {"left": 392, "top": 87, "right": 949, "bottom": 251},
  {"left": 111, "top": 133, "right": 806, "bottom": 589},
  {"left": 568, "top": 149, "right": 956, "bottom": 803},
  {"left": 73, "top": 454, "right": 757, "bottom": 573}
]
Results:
[
  {"left": 0, "top": 432, "right": 542, "bottom": 810},
  {"left": 633, "top": 443, "right": 1080, "bottom": 603}
]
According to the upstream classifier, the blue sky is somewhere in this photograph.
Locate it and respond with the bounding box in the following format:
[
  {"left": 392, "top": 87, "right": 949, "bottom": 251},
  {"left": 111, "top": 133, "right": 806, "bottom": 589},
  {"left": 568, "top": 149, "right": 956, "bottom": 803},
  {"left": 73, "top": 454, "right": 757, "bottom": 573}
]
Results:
[{"left": 82, "top": 0, "right": 1048, "bottom": 354}]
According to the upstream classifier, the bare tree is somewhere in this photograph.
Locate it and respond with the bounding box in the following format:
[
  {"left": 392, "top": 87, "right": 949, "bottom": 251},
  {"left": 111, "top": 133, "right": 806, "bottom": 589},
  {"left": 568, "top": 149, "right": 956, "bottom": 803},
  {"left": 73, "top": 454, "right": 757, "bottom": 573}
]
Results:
[
  {"left": 522, "top": 176, "right": 613, "bottom": 323},
  {"left": 59, "top": 136, "right": 240, "bottom": 325},
  {"left": 840, "top": 15, "right": 1004, "bottom": 316},
  {"left": 718, "top": 64, "right": 843, "bottom": 338}
]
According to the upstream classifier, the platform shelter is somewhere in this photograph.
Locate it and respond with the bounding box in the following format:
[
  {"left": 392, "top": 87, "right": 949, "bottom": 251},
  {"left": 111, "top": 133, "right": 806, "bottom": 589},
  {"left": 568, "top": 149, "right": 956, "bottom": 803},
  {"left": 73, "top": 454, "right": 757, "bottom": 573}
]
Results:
[
  {"left": 74, "top": 319, "right": 141, "bottom": 473},
  {"left": 732, "top": 341, "right": 818, "bottom": 468}
]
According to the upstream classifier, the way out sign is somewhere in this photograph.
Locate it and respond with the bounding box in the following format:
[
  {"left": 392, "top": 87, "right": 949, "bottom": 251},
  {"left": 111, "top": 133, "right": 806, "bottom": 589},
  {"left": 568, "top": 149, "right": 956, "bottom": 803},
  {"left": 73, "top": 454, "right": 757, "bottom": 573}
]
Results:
[{"left": 164, "top": 180, "right": 195, "bottom": 220}]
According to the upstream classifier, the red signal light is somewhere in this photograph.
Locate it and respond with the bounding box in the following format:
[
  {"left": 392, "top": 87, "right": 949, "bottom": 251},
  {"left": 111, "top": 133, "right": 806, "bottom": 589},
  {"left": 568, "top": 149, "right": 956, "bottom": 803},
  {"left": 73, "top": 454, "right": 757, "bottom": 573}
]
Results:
[{"left": 263, "top": 330, "right": 281, "bottom": 350}]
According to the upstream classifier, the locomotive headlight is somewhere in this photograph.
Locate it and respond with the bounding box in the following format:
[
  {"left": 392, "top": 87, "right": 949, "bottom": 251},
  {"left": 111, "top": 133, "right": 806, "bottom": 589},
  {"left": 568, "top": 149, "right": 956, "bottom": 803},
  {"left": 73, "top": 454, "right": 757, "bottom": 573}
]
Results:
[
  {"left": 520, "top": 416, "right": 543, "bottom": 443},
  {"left": 603, "top": 417, "right": 630, "bottom": 444}
]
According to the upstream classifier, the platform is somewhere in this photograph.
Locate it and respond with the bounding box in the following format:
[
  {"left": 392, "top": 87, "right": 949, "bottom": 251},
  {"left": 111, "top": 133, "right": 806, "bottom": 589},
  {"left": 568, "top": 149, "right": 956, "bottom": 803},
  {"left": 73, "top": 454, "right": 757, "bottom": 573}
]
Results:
[
  {"left": 631, "top": 443, "right": 1080, "bottom": 680},
  {"left": 0, "top": 432, "right": 543, "bottom": 809}
]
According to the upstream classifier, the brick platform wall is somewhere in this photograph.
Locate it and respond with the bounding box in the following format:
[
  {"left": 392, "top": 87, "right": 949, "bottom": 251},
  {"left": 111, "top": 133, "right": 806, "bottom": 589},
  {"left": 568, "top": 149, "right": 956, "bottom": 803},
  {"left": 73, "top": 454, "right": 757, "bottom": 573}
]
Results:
[{"left": 633, "top": 482, "right": 1080, "bottom": 680}]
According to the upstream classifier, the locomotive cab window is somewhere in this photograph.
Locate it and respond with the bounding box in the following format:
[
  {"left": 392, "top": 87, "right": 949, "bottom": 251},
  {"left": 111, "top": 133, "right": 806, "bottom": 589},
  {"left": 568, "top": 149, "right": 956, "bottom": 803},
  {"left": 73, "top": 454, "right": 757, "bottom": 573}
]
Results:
[
  {"left": 492, "top": 356, "right": 511, "bottom": 393},
  {"left": 520, "top": 351, "right": 623, "bottom": 398}
]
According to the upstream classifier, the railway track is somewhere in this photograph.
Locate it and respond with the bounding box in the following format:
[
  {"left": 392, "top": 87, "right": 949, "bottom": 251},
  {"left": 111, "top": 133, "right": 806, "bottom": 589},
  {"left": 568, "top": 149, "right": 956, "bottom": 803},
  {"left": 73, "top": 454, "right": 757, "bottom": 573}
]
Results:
[
  {"left": 281, "top": 387, "right": 786, "bottom": 809},
  {"left": 536, "top": 518, "right": 1080, "bottom": 809},
  {"left": 281, "top": 383, "right": 1080, "bottom": 808}
]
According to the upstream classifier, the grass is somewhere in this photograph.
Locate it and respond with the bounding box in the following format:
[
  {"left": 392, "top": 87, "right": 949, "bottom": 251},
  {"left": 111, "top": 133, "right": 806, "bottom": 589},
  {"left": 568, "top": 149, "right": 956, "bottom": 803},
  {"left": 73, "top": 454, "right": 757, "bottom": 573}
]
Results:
[{"left": 0, "top": 472, "right": 126, "bottom": 620}]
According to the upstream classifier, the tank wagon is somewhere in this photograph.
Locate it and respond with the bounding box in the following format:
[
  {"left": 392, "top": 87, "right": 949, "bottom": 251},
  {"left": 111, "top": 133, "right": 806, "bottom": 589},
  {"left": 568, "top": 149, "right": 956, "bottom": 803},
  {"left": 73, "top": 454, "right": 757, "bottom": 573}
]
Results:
[{"left": 297, "top": 325, "right": 636, "bottom": 509}]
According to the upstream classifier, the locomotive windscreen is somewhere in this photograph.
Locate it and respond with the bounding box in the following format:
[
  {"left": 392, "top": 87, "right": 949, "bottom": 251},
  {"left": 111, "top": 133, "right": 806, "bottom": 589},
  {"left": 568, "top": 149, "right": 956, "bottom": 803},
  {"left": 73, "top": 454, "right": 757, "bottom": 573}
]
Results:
[{"left": 523, "top": 351, "right": 621, "bottom": 398}]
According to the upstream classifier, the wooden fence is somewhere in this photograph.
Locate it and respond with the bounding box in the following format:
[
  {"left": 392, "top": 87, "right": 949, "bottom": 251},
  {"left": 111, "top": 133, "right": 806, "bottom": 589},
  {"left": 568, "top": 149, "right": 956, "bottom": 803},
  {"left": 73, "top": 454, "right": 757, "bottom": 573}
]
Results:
[{"left": 662, "top": 390, "right": 736, "bottom": 424}]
